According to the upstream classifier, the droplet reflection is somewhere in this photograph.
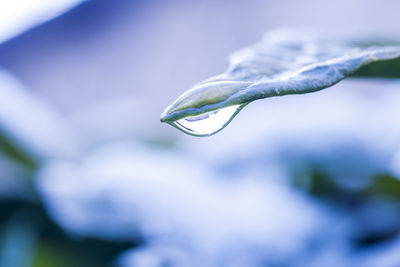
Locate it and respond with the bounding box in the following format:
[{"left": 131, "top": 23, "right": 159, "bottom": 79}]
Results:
[{"left": 170, "top": 104, "right": 244, "bottom": 136}]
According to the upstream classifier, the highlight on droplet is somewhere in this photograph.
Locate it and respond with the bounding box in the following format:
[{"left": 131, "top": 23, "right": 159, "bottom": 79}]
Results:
[{"left": 167, "top": 104, "right": 244, "bottom": 136}]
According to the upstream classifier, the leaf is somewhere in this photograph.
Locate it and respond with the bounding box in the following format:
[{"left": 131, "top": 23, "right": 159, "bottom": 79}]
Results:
[{"left": 160, "top": 30, "right": 400, "bottom": 136}]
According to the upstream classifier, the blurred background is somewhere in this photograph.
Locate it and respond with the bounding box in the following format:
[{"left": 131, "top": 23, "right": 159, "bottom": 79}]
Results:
[{"left": 1, "top": 0, "right": 400, "bottom": 266}]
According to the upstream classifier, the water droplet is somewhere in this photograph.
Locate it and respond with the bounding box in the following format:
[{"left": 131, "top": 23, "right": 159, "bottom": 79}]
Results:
[{"left": 169, "top": 104, "right": 245, "bottom": 136}]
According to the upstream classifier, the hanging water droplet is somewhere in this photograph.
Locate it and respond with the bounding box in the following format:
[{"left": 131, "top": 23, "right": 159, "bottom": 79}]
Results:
[{"left": 169, "top": 104, "right": 245, "bottom": 136}]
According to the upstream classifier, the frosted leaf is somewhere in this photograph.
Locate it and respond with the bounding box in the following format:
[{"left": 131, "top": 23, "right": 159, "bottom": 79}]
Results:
[{"left": 161, "top": 30, "right": 400, "bottom": 136}]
